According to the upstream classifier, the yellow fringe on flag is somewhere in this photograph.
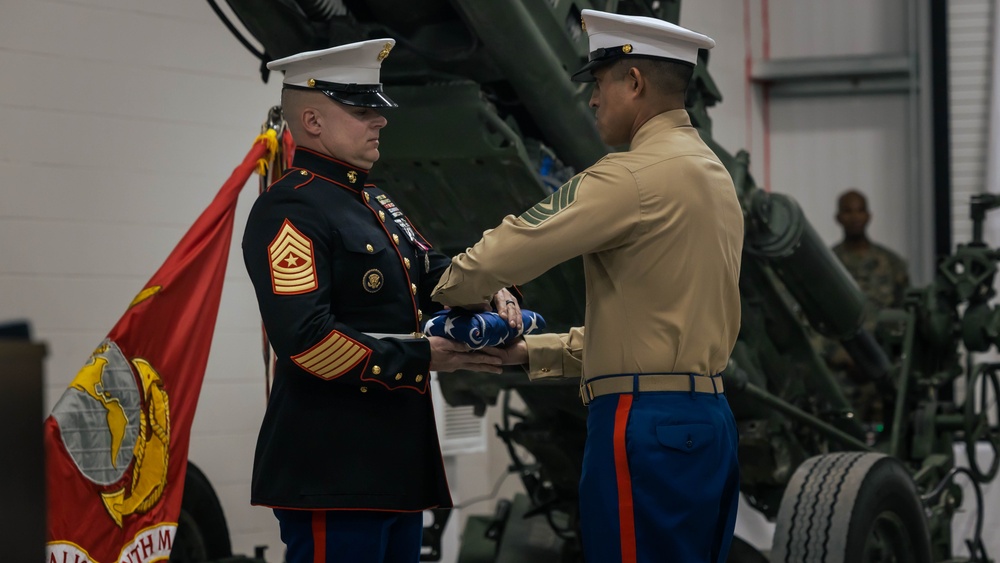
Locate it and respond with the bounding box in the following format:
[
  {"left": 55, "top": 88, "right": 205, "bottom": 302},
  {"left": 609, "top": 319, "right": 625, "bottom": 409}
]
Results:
[{"left": 254, "top": 128, "right": 280, "bottom": 176}]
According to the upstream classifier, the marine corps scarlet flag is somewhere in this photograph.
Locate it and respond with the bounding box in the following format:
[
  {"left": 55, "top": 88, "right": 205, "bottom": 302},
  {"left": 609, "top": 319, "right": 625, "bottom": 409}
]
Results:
[{"left": 44, "top": 136, "right": 272, "bottom": 563}]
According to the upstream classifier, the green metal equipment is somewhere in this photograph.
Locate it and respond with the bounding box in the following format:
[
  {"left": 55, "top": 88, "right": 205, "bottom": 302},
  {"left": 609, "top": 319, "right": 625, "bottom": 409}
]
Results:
[{"left": 212, "top": 1, "right": 999, "bottom": 561}]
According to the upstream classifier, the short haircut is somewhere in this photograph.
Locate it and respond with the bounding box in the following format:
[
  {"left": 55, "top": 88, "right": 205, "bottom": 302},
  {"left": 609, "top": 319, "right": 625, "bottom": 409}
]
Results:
[
  {"left": 280, "top": 87, "right": 313, "bottom": 120},
  {"left": 838, "top": 189, "right": 868, "bottom": 211},
  {"left": 611, "top": 57, "right": 694, "bottom": 96},
  {"left": 280, "top": 87, "right": 326, "bottom": 138}
]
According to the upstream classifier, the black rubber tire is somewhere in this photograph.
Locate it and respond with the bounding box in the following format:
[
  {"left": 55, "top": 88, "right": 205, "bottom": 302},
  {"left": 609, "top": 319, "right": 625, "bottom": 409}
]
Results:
[
  {"left": 770, "top": 452, "right": 932, "bottom": 563},
  {"left": 727, "top": 537, "right": 768, "bottom": 563},
  {"left": 170, "top": 461, "right": 233, "bottom": 562}
]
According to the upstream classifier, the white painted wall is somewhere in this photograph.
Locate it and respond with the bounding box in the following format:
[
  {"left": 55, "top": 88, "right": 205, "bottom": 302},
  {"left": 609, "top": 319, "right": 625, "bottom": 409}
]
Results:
[
  {"left": 1, "top": 0, "right": 284, "bottom": 557},
  {"left": 680, "top": 1, "right": 922, "bottom": 283},
  {"left": 951, "top": 0, "right": 995, "bottom": 244},
  {"left": 3, "top": 0, "right": 965, "bottom": 560},
  {"left": 735, "top": 0, "right": 916, "bottom": 276}
]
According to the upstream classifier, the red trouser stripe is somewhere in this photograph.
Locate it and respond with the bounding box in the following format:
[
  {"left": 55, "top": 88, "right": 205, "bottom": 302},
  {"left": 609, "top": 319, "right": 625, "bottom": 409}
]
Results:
[
  {"left": 614, "top": 394, "right": 637, "bottom": 563},
  {"left": 312, "top": 511, "right": 326, "bottom": 563}
]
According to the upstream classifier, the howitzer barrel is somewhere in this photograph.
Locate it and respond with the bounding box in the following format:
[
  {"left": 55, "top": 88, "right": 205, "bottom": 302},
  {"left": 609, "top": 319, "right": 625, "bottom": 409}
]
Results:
[
  {"left": 746, "top": 191, "right": 865, "bottom": 340},
  {"left": 450, "top": 0, "right": 607, "bottom": 170},
  {"left": 745, "top": 191, "right": 894, "bottom": 381}
]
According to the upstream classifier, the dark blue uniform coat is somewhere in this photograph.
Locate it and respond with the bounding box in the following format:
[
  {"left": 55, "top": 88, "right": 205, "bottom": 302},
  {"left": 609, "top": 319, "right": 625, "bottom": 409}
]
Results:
[{"left": 243, "top": 147, "right": 452, "bottom": 511}]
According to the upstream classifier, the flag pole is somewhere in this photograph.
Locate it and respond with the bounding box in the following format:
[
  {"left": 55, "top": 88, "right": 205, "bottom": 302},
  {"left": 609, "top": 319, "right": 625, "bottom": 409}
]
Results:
[{"left": 255, "top": 106, "right": 292, "bottom": 401}]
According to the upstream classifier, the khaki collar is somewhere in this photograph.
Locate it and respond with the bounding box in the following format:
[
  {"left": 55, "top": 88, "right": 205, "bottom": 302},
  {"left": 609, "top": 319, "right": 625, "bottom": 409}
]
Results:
[{"left": 630, "top": 109, "right": 693, "bottom": 151}]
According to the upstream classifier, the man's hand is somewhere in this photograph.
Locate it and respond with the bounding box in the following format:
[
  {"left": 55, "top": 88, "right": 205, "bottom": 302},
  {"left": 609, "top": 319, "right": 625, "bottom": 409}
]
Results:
[
  {"left": 429, "top": 336, "right": 503, "bottom": 373},
  {"left": 480, "top": 338, "right": 528, "bottom": 366},
  {"left": 492, "top": 287, "right": 522, "bottom": 332}
]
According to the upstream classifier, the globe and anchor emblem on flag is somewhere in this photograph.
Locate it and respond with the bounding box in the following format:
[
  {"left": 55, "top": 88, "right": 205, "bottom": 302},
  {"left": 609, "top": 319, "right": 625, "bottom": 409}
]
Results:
[
  {"left": 45, "top": 120, "right": 275, "bottom": 563},
  {"left": 51, "top": 338, "right": 172, "bottom": 527}
]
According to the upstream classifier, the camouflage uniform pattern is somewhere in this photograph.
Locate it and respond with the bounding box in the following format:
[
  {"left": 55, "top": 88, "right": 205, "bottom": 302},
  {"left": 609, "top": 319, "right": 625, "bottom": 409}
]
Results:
[{"left": 833, "top": 242, "right": 910, "bottom": 312}]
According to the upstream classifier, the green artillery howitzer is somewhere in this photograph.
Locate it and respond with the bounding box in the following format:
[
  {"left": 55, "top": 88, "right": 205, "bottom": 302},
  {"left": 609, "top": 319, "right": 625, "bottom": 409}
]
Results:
[
  {"left": 432, "top": 82, "right": 1000, "bottom": 563},
  {"left": 214, "top": 0, "right": 999, "bottom": 560},
  {"left": 720, "top": 151, "right": 1000, "bottom": 563}
]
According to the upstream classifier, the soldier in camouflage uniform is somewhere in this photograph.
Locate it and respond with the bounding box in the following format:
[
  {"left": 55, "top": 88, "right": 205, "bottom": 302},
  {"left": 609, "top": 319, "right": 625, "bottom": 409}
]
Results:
[
  {"left": 827, "top": 189, "right": 909, "bottom": 428},
  {"left": 834, "top": 190, "right": 910, "bottom": 310}
]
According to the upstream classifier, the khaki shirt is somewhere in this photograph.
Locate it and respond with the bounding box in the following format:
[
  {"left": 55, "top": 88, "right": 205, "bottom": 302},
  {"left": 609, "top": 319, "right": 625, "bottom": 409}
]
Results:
[{"left": 431, "top": 110, "right": 743, "bottom": 382}]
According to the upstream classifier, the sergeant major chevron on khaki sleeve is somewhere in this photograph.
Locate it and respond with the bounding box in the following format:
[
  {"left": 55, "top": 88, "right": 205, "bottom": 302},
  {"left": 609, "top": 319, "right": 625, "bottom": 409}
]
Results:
[{"left": 518, "top": 173, "right": 586, "bottom": 227}]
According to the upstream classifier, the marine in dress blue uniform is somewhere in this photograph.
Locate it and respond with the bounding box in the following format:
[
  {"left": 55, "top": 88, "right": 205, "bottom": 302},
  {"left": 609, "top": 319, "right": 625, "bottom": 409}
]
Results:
[
  {"left": 243, "top": 39, "right": 502, "bottom": 563},
  {"left": 431, "top": 11, "right": 742, "bottom": 563}
]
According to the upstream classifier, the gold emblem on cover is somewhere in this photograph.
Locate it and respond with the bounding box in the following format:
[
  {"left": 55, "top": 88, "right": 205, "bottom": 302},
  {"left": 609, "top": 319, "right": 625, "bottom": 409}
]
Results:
[
  {"left": 622, "top": 44, "right": 633, "bottom": 54},
  {"left": 363, "top": 269, "right": 384, "bottom": 293},
  {"left": 377, "top": 42, "right": 393, "bottom": 62}
]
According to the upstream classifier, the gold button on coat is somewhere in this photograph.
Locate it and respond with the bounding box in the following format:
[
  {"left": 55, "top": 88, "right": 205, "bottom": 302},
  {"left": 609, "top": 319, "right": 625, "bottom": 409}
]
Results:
[
  {"left": 404, "top": 258, "right": 411, "bottom": 269},
  {"left": 411, "top": 283, "right": 417, "bottom": 295},
  {"left": 299, "top": 170, "right": 308, "bottom": 175},
  {"left": 392, "top": 234, "right": 400, "bottom": 244},
  {"left": 378, "top": 210, "right": 385, "bottom": 221},
  {"left": 372, "top": 365, "right": 381, "bottom": 375},
  {"left": 395, "top": 373, "right": 403, "bottom": 381},
  {"left": 360, "top": 386, "right": 368, "bottom": 393},
  {"left": 364, "top": 192, "right": 370, "bottom": 201},
  {"left": 415, "top": 375, "right": 424, "bottom": 383},
  {"left": 418, "top": 309, "right": 423, "bottom": 321},
  {"left": 366, "top": 244, "right": 374, "bottom": 253}
]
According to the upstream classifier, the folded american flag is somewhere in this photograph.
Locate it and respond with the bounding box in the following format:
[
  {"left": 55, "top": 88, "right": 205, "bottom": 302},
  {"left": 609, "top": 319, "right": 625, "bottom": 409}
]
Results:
[{"left": 423, "top": 309, "right": 546, "bottom": 349}]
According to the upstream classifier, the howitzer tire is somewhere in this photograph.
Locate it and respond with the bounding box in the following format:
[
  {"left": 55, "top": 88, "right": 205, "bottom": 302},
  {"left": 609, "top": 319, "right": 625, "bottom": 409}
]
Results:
[
  {"left": 170, "top": 461, "right": 233, "bottom": 562},
  {"left": 770, "top": 452, "right": 931, "bottom": 563}
]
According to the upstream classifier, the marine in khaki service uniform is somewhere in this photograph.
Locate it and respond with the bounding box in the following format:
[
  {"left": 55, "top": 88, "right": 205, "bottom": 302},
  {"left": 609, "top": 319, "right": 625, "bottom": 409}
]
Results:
[
  {"left": 432, "top": 10, "right": 742, "bottom": 563},
  {"left": 242, "top": 39, "right": 504, "bottom": 563}
]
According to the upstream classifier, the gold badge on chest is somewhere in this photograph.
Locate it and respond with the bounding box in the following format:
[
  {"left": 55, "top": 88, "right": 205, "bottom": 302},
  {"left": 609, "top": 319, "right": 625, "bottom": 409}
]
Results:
[{"left": 363, "top": 268, "right": 384, "bottom": 293}]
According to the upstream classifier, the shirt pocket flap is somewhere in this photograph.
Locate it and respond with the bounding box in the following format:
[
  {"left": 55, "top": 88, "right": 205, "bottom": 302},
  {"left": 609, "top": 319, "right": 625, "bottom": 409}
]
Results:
[
  {"left": 655, "top": 423, "right": 714, "bottom": 454},
  {"left": 341, "top": 236, "right": 387, "bottom": 255}
]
